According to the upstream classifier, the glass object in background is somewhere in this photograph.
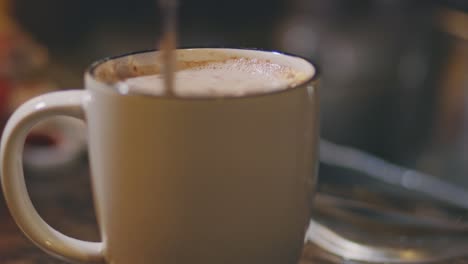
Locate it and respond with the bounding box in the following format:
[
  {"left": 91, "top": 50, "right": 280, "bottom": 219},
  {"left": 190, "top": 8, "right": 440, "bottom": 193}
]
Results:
[
  {"left": 276, "top": 0, "right": 444, "bottom": 164},
  {"left": 276, "top": 0, "right": 468, "bottom": 263},
  {"left": 420, "top": 6, "right": 468, "bottom": 189}
]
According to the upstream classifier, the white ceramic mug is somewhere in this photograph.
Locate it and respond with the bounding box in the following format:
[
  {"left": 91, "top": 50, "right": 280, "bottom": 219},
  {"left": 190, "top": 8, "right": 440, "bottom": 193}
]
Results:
[{"left": 1, "top": 48, "right": 319, "bottom": 264}]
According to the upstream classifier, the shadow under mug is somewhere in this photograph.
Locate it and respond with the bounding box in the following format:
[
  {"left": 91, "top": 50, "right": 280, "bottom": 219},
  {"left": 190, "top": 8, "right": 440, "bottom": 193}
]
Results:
[{"left": 0, "top": 48, "right": 320, "bottom": 264}]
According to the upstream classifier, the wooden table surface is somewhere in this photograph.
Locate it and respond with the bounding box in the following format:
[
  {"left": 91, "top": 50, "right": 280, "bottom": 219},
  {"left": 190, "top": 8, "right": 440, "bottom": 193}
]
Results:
[
  {"left": 0, "top": 157, "right": 335, "bottom": 264},
  {"left": 0, "top": 157, "right": 467, "bottom": 264}
]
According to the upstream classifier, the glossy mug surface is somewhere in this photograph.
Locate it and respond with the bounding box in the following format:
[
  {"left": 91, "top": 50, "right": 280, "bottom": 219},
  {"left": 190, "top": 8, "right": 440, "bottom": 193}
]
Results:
[{"left": 1, "top": 48, "right": 319, "bottom": 264}]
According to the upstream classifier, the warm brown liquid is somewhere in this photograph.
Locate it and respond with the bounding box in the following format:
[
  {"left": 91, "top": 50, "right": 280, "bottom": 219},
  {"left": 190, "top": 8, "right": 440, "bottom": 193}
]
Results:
[{"left": 158, "top": 0, "right": 178, "bottom": 96}]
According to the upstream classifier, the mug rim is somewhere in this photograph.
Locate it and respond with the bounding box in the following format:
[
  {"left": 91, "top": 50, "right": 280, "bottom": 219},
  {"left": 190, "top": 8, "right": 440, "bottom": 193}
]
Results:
[{"left": 85, "top": 47, "right": 320, "bottom": 100}]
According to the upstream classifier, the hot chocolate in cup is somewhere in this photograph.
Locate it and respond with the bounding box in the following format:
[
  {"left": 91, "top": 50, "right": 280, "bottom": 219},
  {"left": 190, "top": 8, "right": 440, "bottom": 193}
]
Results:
[
  {"left": 1, "top": 48, "right": 319, "bottom": 264},
  {"left": 94, "top": 48, "right": 314, "bottom": 97}
]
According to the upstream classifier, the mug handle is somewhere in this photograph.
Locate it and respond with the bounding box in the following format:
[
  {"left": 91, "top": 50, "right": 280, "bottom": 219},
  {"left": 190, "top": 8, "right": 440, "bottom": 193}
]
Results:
[{"left": 1, "top": 90, "right": 104, "bottom": 263}]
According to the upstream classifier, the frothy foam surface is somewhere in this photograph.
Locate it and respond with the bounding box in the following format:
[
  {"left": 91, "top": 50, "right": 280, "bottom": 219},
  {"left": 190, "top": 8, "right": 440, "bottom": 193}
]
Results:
[{"left": 119, "top": 58, "right": 309, "bottom": 97}]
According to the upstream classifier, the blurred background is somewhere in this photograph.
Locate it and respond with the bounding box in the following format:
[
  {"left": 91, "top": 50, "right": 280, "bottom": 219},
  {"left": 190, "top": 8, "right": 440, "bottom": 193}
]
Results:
[
  {"left": 0, "top": 0, "right": 468, "bottom": 262},
  {"left": 1, "top": 0, "right": 466, "bottom": 183}
]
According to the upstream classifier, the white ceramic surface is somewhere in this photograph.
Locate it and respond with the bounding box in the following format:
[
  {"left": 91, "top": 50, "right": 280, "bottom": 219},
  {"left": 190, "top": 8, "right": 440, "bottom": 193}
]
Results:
[{"left": 1, "top": 48, "right": 319, "bottom": 264}]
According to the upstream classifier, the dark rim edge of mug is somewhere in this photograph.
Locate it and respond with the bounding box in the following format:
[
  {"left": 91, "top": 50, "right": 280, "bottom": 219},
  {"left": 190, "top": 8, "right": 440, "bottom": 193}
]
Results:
[{"left": 85, "top": 47, "right": 320, "bottom": 100}]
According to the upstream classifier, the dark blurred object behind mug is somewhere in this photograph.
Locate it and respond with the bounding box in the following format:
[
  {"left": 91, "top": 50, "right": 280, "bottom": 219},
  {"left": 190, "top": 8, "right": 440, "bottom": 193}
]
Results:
[
  {"left": 0, "top": 0, "right": 86, "bottom": 176},
  {"left": 276, "top": 0, "right": 468, "bottom": 185}
]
